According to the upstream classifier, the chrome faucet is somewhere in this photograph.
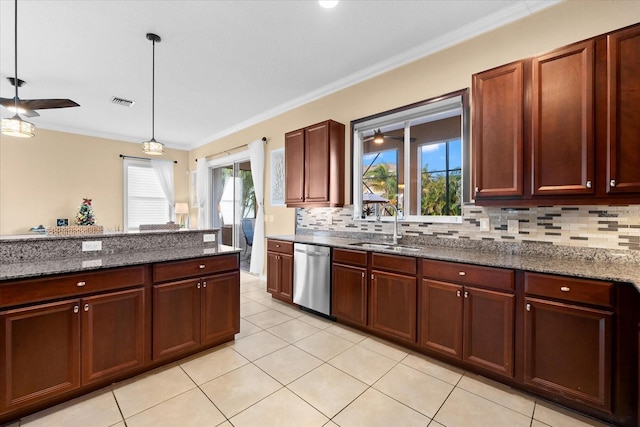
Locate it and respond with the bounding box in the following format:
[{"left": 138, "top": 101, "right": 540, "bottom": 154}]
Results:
[{"left": 378, "top": 204, "right": 402, "bottom": 245}]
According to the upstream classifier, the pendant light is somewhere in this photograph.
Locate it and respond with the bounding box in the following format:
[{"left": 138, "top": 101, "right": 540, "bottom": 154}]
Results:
[
  {"left": 373, "top": 129, "right": 384, "bottom": 144},
  {"left": 1, "top": 0, "right": 35, "bottom": 138},
  {"left": 141, "top": 33, "right": 164, "bottom": 155}
]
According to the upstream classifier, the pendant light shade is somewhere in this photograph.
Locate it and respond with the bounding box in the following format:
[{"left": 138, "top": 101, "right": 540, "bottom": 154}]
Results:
[
  {"left": 1, "top": 0, "right": 35, "bottom": 138},
  {"left": 141, "top": 33, "right": 164, "bottom": 155},
  {"left": 373, "top": 129, "right": 384, "bottom": 144}
]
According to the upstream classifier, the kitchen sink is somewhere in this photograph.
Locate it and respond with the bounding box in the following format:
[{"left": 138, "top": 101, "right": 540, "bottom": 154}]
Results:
[{"left": 348, "top": 242, "right": 423, "bottom": 252}]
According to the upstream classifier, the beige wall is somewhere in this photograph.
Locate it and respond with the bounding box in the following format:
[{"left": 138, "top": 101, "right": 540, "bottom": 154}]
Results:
[
  {"left": 0, "top": 129, "right": 189, "bottom": 235},
  {"left": 2, "top": 1, "right": 637, "bottom": 242}
]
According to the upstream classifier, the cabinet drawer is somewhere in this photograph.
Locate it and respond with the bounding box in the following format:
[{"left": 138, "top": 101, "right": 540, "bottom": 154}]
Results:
[
  {"left": 333, "top": 248, "right": 367, "bottom": 267},
  {"left": 267, "top": 240, "right": 294, "bottom": 255},
  {"left": 371, "top": 253, "right": 416, "bottom": 275},
  {"left": 153, "top": 255, "right": 239, "bottom": 283},
  {"left": 423, "top": 259, "right": 514, "bottom": 292},
  {"left": 0, "top": 266, "right": 146, "bottom": 308},
  {"left": 524, "top": 272, "right": 613, "bottom": 307}
]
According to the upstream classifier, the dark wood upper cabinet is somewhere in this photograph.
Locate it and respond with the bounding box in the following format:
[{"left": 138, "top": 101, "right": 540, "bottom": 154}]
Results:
[
  {"left": 606, "top": 25, "right": 640, "bottom": 194},
  {"left": 531, "top": 40, "right": 595, "bottom": 196},
  {"left": 473, "top": 61, "right": 524, "bottom": 198},
  {"left": 285, "top": 120, "right": 345, "bottom": 207}
]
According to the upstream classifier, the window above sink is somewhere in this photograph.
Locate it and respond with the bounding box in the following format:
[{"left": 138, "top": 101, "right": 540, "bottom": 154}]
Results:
[{"left": 351, "top": 89, "right": 470, "bottom": 224}]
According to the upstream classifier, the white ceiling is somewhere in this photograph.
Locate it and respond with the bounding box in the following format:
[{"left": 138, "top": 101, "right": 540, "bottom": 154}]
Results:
[{"left": 0, "top": 0, "right": 560, "bottom": 151}]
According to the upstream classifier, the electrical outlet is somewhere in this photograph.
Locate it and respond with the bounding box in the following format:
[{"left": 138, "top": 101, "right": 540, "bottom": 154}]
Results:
[
  {"left": 507, "top": 219, "right": 519, "bottom": 234},
  {"left": 479, "top": 218, "right": 490, "bottom": 231},
  {"left": 82, "top": 241, "right": 102, "bottom": 251},
  {"left": 203, "top": 234, "right": 216, "bottom": 243}
]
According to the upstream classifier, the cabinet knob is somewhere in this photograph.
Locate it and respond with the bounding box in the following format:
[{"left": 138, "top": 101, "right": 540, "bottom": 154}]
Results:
[
  {"left": 586, "top": 180, "right": 592, "bottom": 189},
  {"left": 610, "top": 179, "right": 616, "bottom": 187},
  {"left": 203, "top": 281, "right": 207, "bottom": 288},
  {"left": 77, "top": 281, "right": 86, "bottom": 287},
  {"left": 464, "top": 291, "right": 469, "bottom": 298},
  {"left": 458, "top": 271, "right": 466, "bottom": 276},
  {"left": 84, "top": 304, "right": 89, "bottom": 312},
  {"left": 276, "top": 244, "right": 280, "bottom": 248},
  {"left": 199, "top": 264, "right": 206, "bottom": 269},
  {"left": 526, "top": 303, "right": 531, "bottom": 312},
  {"left": 456, "top": 290, "right": 461, "bottom": 297},
  {"left": 74, "top": 305, "right": 79, "bottom": 314},
  {"left": 371, "top": 274, "right": 374, "bottom": 280},
  {"left": 361, "top": 272, "right": 365, "bottom": 278},
  {"left": 560, "top": 286, "right": 570, "bottom": 292}
]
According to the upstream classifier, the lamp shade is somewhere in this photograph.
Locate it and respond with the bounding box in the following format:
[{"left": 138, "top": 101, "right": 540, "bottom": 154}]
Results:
[
  {"left": 175, "top": 203, "right": 189, "bottom": 214},
  {"left": 1, "top": 115, "right": 35, "bottom": 138}
]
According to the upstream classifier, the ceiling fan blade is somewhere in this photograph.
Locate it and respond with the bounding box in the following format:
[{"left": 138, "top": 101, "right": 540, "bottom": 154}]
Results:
[
  {"left": 0, "top": 97, "right": 39, "bottom": 117},
  {"left": 22, "top": 109, "right": 40, "bottom": 118},
  {"left": 19, "top": 99, "right": 80, "bottom": 110}
]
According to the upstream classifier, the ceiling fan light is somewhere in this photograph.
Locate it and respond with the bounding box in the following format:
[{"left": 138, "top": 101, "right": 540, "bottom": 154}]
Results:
[
  {"left": 142, "top": 139, "right": 165, "bottom": 155},
  {"left": 1, "top": 115, "right": 35, "bottom": 138},
  {"left": 373, "top": 130, "right": 384, "bottom": 144},
  {"left": 319, "top": 0, "right": 339, "bottom": 8}
]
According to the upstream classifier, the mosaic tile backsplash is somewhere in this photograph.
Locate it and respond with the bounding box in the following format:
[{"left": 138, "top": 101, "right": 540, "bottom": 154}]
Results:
[{"left": 296, "top": 204, "right": 640, "bottom": 251}]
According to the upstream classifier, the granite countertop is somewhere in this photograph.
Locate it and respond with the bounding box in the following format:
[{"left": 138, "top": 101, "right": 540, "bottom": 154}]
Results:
[
  {"left": 0, "top": 245, "right": 241, "bottom": 281},
  {"left": 269, "top": 234, "right": 640, "bottom": 290}
]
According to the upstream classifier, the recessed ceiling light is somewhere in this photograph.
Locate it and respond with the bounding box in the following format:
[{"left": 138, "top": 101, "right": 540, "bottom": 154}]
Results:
[{"left": 319, "top": 0, "right": 338, "bottom": 9}]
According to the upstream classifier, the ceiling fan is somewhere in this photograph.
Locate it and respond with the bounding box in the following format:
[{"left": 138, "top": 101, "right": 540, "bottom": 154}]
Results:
[
  {"left": 363, "top": 129, "right": 415, "bottom": 144},
  {"left": 0, "top": 0, "right": 79, "bottom": 135}
]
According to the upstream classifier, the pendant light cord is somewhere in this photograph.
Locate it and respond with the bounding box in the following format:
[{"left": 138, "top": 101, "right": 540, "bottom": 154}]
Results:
[
  {"left": 151, "top": 36, "right": 155, "bottom": 141},
  {"left": 13, "top": 0, "right": 19, "bottom": 112}
]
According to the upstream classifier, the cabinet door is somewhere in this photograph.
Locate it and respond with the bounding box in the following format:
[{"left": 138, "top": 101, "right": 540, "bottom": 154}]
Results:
[
  {"left": 370, "top": 270, "right": 416, "bottom": 343},
  {"left": 285, "top": 129, "right": 305, "bottom": 204},
  {"left": 201, "top": 271, "right": 240, "bottom": 345},
  {"left": 1, "top": 300, "right": 80, "bottom": 411},
  {"left": 266, "top": 251, "right": 279, "bottom": 295},
  {"left": 606, "top": 25, "right": 640, "bottom": 194},
  {"left": 81, "top": 288, "right": 145, "bottom": 384},
  {"left": 419, "top": 279, "right": 463, "bottom": 358},
  {"left": 524, "top": 297, "right": 612, "bottom": 411},
  {"left": 279, "top": 254, "right": 294, "bottom": 302},
  {"left": 152, "top": 279, "right": 200, "bottom": 360},
  {"left": 532, "top": 41, "right": 595, "bottom": 195},
  {"left": 304, "top": 122, "right": 330, "bottom": 203},
  {"left": 332, "top": 263, "right": 367, "bottom": 326},
  {"left": 473, "top": 62, "right": 524, "bottom": 198},
  {"left": 463, "top": 287, "right": 514, "bottom": 378}
]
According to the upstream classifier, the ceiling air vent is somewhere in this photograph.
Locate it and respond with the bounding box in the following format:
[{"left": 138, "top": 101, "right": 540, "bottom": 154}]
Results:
[{"left": 110, "top": 96, "right": 135, "bottom": 107}]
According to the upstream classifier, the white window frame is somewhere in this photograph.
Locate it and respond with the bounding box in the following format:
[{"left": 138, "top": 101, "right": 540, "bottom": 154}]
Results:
[
  {"left": 123, "top": 159, "right": 172, "bottom": 231},
  {"left": 352, "top": 89, "right": 469, "bottom": 224}
]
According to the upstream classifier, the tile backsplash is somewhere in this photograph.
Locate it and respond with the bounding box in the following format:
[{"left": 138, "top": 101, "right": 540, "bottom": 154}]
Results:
[{"left": 296, "top": 204, "right": 640, "bottom": 251}]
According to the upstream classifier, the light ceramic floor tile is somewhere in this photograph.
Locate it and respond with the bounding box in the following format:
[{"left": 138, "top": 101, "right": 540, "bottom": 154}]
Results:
[
  {"left": 240, "top": 300, "right": 271, "bottom": 317},
  {"left": 294, "top": 330, "right": 354, "bottom": 361},
  {"left": 359, "top": 336, "right": 409, "bottom": 361},
  {"left": 201, "top": 363, "right": 281, "bottom": 418},
  {"left": 328, "top": 345, "right": 397, "bottom": 385},
  {"left": 270, "top": 302, "right": 306, "bottom": 318},
  {"left": 323, "top": 422, "right": 339, "bottom": 427},
  {"left": 229, "top": 388, "right": 328, "bottom": 427},
  {"left": 254, "top": 345, "right": 323, "bottom": 385},
  {"left": 113, "top": 365, "right": 196, "bottom": 418},
  {"left": 20, "top": 389, "right": 122, "bottom": 427},
  {"left": 267, "top": 318, "right": 321, "bottom": 343},
  {"left": 296, "top": 313, "right": 334, "bottom": 329},
  {"left": 333, "top": 388, "right": 430, "bottom": 427},
  {"left": 533, "top": 400, "right": 610, "bottom": 427},
  {"left": 288, "top": 363, "right": 368, "bottom": 418},
  {"left": 428, "top": 422, "right": 445, "bottom": 427},
  {"left": 458, "top": 372, "right": 535, "bottom": 417},
  {"left": 125, "top": 388, "right": 225, "bottom": 427},
  {"left": 180, "top": 345, "right": 249, "bottom": 385},
  {"left": 235, "top": 318, "right": 263, "bottom": 339},
  {"left": 244, "top": 309, "right": 294, "bottom": 329},
  {"left": 373, "top": 364, "right": 453, "bottom": 418},
  {"left": 531, "top": 421, "right": 551, "bottom": 427},
  {"left": 110, "top": 423, "right": 126, "bottom": 427},
  {"left": 324, "top": 324, "right": 368, "bottom": 343},
  {"left": 435, "top": 387, "right": 531, "bottom": 427},
  {"left": 232, "top": 330, "right": 289, "bottom": 360},
  {"left": 401, "top": 353, "right": 464, "bottom": 385},
  {"left": 242, "top": 289, "right": 273, "bottom": 302}
]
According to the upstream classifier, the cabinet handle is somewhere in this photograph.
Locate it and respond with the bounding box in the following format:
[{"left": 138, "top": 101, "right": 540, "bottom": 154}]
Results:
[
  {"left": 610, "top": 179, "right": 616, "bottom": 187},
  {"left": 199, "top": 264, "right": 206, "bottom": 269},
  {"left": 74, "top": 305, "right": 79, "bottom": 314},
  {"left": 77, "top": 281, "right": 86, "bottom": 287},
  {"left": 361, "top": 272, "right": 365, "bottom": 278},
  {"left": 197, "top": 282, "right": 201, "bottom": 289},
  {"left": 84, "top": 304, "right": 89, "bottom": 312},
  {"left": 203, "top": 281, "right": 207, "bottom": 288},
  {"left": 475, "top": 186, "right": 479, "bottom": 193},
  {"left": 586, "top": 180, "right": 592, "bottom": 189},
  {"left": 458, "top": 271, "right": 466, "bottom": 276},
  {"left": 464, "top": 291, "right": 469, "bottom": 298},
  {"left": 371, "top": 274, "right": 374, "bottom": 280},
  {"left": 456, "top": 290, "right": 461, "bottom": 297},
  {"left": 526, "top": 303, "right": 531, "bottom": 312},
  {"left": 560, "top": 286, "right": 570, "bottom": 292}
]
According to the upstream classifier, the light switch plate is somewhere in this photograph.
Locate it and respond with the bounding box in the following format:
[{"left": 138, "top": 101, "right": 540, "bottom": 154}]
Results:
[
  {"left": 203, "top": 234, "right": 216, "bottom": 243},
  {"left": 82, "top": 241, "right": 102, "bottom": 251}
]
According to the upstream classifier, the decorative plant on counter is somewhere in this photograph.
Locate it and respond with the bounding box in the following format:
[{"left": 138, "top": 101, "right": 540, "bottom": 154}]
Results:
[{"left": 75, "top": 198, "right": 96, "bottom": 226}]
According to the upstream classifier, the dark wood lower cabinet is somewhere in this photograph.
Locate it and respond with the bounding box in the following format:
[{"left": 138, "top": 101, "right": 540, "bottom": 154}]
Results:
[
  {"left": 332, "top": 263, "right": 367, "bottom": 326},
  {"left": 201, "top": 271, "right": 240, "bottom": 345},
  {"left": 266, "top": 240, "right": 294, "bottom": 303},
  {"left": 420, "top": 279, "right": 463, "bottom": 358},
  {"left": 370, "top": 270, "right": 416, "bottom": 343},
  {"left": 524, "top": 297, "right": 612, "bottom": 411}
]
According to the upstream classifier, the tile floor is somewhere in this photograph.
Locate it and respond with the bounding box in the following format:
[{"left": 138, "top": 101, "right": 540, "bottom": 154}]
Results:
[{"left": 7, "top": 272, "right": 613, "bottom": 427}]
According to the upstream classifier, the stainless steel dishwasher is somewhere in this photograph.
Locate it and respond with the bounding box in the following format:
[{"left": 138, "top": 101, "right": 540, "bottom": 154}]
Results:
[{"left": 293, "top": 243, "right": 331, "bottom": 316}]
